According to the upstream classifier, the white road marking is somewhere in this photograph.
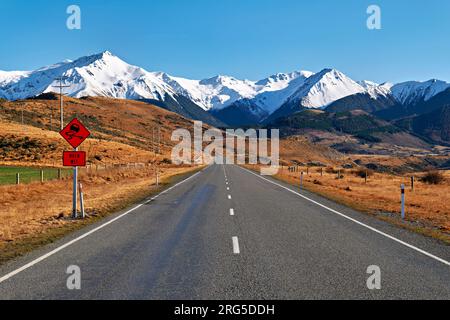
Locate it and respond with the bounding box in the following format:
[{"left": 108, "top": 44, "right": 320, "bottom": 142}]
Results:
[
  {"left": 230, "top": 208, "right": 235, "bottom": 216},
  {"left": 227, "top": 187, "right": 230, "bottom": 191},
  {"left": 232, "top": 237, "right": 240, "bottom": 254},
  {"left": 0, "top": 170, "right": 204, "bottom": 284},
  {"left": 239, "top": 166, "right": 450, "bottom": 268},
  {"left": 228, "top": 195, "right": 232, "bottom": 200}
]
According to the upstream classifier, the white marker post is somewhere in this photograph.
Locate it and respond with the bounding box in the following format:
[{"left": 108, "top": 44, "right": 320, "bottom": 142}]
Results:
[{"left": 401, "top": 184, "right": 405, "bottom": 220}]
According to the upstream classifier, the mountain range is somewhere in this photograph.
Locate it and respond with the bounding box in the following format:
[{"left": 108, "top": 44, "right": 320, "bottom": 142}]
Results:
[{"left": 1, "top": 51, "right": 449, "bottom": 144}]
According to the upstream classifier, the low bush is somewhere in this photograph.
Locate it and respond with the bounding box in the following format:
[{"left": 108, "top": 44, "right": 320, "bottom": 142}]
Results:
[{"left": 421, "top": 171, "right": 445, "bottom": 185}]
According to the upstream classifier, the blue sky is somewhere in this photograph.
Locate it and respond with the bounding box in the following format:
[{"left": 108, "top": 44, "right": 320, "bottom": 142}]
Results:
[{"left": 0, "top": 0, "right": 448, "bottom": 83}]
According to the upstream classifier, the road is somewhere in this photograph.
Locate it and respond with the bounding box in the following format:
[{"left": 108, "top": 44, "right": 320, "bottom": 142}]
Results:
[{"left": 0, "top": 164, "right": 449, "bottom": 299}]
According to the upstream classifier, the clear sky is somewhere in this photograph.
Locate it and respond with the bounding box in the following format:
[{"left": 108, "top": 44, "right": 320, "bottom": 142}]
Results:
[{"left": 0, "top": 0, "right": 448, "bottom": 83}]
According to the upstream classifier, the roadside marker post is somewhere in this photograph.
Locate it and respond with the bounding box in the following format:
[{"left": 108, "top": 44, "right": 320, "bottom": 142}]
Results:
[
  {"left": 401, "top": 184, "right": 405, "bottom": 220},
  {"left": 60, "top": 118, "right": 90, "bottom": 219},
  {"left": 16, "top": 173, "right": 20, "bottom": 185},
  {"left": 411, "top": 176, "right": 415, "bottom": 191},
  {"left": 40, "top": 170, "right": 44, "bottom": 183}
]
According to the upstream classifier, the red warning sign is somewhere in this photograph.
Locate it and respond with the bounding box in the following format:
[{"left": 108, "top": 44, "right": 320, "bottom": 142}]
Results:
[
  {"left": 63, "top": 151, "right": 86, "bottom": 167},
  {"left": 60, "top": 118, "right": 91, "bottom": 149}
]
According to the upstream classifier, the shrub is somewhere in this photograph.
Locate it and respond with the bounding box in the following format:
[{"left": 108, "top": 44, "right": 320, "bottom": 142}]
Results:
[
  {"left": 421, "top": 171, "right": 445, "bottom": 185},
  {"left": 325, "top": 167, "right": 338, "bottom": 174},
  {"left": 353, "top": 168, "right": 374, "bottom": 178}
]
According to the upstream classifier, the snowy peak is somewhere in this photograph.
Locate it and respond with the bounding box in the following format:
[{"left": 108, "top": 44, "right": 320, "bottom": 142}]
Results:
[
  {"left": 0, "top": 51, "right": 176, "bottom": 101},
  {"left": 1, "top": 51, "right": 449, "bottom": 125},
  {"left": 287, "top": 68, "right": 365, "bottom": 108},
  {"left": 391, "top": 79, "right": 450, "bottom": 105},
  {"left": 164, "top": 70, "right": 314, "bottom": 112}
]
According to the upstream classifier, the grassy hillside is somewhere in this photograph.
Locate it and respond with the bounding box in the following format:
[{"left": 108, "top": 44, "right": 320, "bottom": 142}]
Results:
[{"left": 0, "top": 94, "right": 209, "bottom": 166}]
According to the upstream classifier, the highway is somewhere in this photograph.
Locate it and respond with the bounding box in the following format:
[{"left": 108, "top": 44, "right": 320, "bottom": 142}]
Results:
[{"left": 0, "top": 164, "right": 449, "bottom": 299}]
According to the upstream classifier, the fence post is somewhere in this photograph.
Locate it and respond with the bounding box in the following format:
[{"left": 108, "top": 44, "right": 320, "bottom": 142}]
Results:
[
  {"left": 401, "top": 184, "right": 405, "bottom": 220},
  {"left": 58, "top": 168, "right": 62, "bottom": 180},
  {"left": 79, "top": 182, "right": 85, "bottom": 219},
  {"left": 411, "top": 176, "right": 414, "bottom": 191},
  {"left": 300, "top": 171, "right": 303, "bottom": 189},
  {"left": 16, "top": 173, "right": 20, "bottom": 185}
]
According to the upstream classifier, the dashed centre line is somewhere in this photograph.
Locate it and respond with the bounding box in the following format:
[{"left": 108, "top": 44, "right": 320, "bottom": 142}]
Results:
[
  {"left": 230, "top": 208, "right": 235, "bottom": 216},
  {"left": 232, "top": 237, "right": 240, "bottom": 254},
  {"left": 228, "top": 195, "right": 232, "bottom": 200}
]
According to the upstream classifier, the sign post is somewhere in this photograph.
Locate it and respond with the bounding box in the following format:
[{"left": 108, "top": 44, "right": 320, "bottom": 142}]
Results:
[{"left": 60, "top": 118, "right": 90, "bottom": 219}]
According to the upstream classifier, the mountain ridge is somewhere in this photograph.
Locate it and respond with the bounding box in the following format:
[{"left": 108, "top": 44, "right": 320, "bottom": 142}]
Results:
[{"left": 1, "top": 51, "right": 449, "bottom": 128}]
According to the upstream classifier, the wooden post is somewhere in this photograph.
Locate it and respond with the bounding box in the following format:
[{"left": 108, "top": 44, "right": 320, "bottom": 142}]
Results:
[
  {"left": 321, "top": 167, "right": 323, "bottom": 177},
  {"left": 58, "top": 168, "right": 62, "bottom": 180},
  {"left": 300, "top": 172, "right": 303, "bottom": 189},
  {"left": 401, "top": 184, "right": 405, "bottom": 220},
  {"left": 411, "top": 176, "right": 415, "bottom": 191},
  {"left": 79, "top": 182, "right": 85, "bottom": 219}
]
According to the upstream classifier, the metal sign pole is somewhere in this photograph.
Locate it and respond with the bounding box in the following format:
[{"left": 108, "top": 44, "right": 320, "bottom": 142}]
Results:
[{"left": 72, "top": 147, "right": 78, "bottom": 219}]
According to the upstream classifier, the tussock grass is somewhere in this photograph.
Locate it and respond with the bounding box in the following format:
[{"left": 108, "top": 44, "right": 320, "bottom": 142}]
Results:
[
  {"left": 246, "top": 164, "right": 450, "bottom": 242},
  {"left": 0, "top": 165, "right": 201, "bottom": 264}
]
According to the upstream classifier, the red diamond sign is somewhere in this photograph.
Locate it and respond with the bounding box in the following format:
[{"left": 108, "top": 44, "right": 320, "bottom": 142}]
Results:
[{"left": 60, "top": 118, "right": 91, "bottom": 149}]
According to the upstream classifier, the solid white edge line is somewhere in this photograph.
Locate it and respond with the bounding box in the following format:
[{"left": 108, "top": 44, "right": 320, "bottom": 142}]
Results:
[
  {"left": 239, "top": 166, "right": 450, "bottom": 267},
  {"left": 232, "top": 236, "right": 240, "bottom": 254},
  {"left": 0, "top": 170, "right": 204, "bottom": 284},
  {"left": 230, "top": 208, "right": 235, "bottom": 216}
]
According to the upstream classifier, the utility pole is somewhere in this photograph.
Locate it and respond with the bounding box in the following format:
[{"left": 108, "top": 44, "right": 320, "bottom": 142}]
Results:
[
  {"left": 158, "top": 126, "right": 161, "bottom": 155},
  {"left": 53, "top": 77, "right": 70, "bottom": 130}
]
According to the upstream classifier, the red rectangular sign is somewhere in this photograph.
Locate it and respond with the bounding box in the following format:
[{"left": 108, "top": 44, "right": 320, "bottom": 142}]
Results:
[
  {"left": 60, "top": 118, "right": 91, "bottom": 149},
  {"left": 63, "top": 151, "right": 87, "bottom": 167}
]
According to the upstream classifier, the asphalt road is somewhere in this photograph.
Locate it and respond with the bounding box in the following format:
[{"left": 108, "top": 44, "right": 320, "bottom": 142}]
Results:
[{"left": 0, "top": 164, "right": 449, "bottom": 299}]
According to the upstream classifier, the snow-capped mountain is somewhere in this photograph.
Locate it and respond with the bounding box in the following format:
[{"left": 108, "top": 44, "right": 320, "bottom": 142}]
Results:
[
  {"left": 1, "top": 51, "right": 449, "bottom": 126},
  {"left": 390, "top": 79, "right": 450, "bottom": 105},
  {"left": 0, "top": 51, "right": 177, "bottom": 101},
  {"left": 285, "top": 69, "right": 366, "bottom": 108},
  {"left": 157, "top": 70, "right": 313, "bottom": 114}
]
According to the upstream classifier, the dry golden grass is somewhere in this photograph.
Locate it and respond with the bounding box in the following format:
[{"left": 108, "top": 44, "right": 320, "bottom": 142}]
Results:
[
  {"left": 0, "top": 95, "right": 206, "bottom": 157},
  {"left": 0, "top": 119, "right": 160, "bottom": 167},
  {"left": 247, "top": 164, "right": 450, "bottom": 237},
  {"left": 0, "top": 164, "right": 200, "bottom": 244}
]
